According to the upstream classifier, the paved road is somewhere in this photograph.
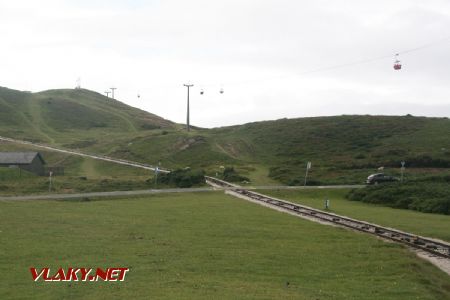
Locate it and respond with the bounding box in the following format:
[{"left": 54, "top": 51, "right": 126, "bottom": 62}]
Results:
[
  {"left": 239, "top": 185, "right": 364, "bottom": 190},
  {"left": 0, "top": 187, "right": 216, "bottom": 201},
  {"left": 0, "top": 136, "right": 170, "bottom": 173},
  {"left": 0, "top": 185, "right": 363, "bottom": 201}
]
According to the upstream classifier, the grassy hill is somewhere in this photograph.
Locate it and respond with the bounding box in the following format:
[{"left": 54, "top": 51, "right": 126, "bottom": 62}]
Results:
[
  {"left": 0, "top": 86, "right": 180, "bottom": 193},
  {"left": 210, "top": 115, "right": 450, "bottom": 184},
  {"left": 0, "top": 86, "right": 175, "bottom": 144},
  {"left": 0, "top": 86, "right": 449, "bottom": 185},
  {"left": 103, "top": 115, "right": 449, "bottom": 184}
]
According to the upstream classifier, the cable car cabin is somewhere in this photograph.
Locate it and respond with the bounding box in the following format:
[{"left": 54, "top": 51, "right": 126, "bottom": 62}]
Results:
[{"left": 393, "top": 53, "right": 401, "bottom": 70}]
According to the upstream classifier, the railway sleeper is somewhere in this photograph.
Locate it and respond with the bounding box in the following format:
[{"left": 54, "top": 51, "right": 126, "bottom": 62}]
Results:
[
  {"left": 425, "top": 244, "right": 438, "bottom": 250},
  {"left": 374, "top": 228, "right": 385, "bottom": 234},
  {"left": 413, "top": 239, "right": 426, "bottom": 246}
]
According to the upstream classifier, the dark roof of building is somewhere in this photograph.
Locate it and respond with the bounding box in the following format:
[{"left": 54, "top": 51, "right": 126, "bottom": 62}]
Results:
[{"left": 0, "top": 152, "right": 46, "bottom": 165}]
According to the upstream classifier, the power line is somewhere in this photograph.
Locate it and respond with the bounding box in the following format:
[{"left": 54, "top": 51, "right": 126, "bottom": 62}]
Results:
[
  {"left": 200, "top": 35, "right": 450, "bottom": 88},
  {"left": 398, "top": 35, "right": 450, "bottom": 55},
  {"left": 137, "top": 35, "right": 450, "bottom": 92}
]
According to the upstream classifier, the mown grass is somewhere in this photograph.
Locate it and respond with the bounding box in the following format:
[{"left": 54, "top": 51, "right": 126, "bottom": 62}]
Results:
[
  {"left": 0, "top": 175, "right": 160, "bottom": 196},
  {"left": 0, "top": 168, "right": 35, "bottom": 180},
  {"left": 1, "top": 192, "right": 450, "bottom": 299},
  {"left": 262, "top": 189, "right": 450, "bottom": 242}
]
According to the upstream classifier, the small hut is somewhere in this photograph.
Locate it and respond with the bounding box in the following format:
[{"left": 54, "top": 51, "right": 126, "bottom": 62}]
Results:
[{"left": 0, "top": 152, "right": 46, "bottom": 175}]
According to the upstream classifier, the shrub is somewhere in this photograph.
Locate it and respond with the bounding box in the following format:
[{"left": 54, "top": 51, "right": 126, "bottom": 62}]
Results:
[
  {"left": 158, "top": 169, "right": 205, "bottom": 188},
  {"left": 141, "top": 123, "right": 161, "bottom": 130},
  {"left": 221, "top": 167, "right": 250, "bottom": 183},
  {"left": 346, "top": 180, "right": 450, "bottom": 215}
]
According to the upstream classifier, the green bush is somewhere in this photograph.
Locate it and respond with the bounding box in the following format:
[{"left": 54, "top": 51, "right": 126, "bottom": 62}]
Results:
[
  {"left": 221, "top": 167, "right": 250, "bottom": 183},
  {"left": 346, "top": 180, "right": 450, "bottom": 215},
  {"left": 158, "top": 169, "right": 205, "bottom": 188}
]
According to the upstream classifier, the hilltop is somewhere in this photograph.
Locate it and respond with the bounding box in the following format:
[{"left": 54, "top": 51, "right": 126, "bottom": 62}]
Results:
[
  {"left": 0, "top": 86, "right": 449, "bottom": 185},
  {"left": 0, "top": 86, "right": 175, "bottom": 144}
]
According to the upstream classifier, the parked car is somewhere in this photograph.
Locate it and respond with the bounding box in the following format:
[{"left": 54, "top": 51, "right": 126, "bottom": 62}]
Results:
[{"left": 366, "top": 173, "right": 398, "bottom": 185}]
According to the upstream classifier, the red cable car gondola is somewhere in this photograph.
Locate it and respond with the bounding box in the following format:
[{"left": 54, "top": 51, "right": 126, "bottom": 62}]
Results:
[{"left": 393, "top": 53, "right": 402, "bottom": 70}]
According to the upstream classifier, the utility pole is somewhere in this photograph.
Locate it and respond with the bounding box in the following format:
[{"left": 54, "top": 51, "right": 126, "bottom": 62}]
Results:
[
  {"left": 105, "top": 91, "right": 111, "bottom": 98},
  {"left": 110, "top": 87, "right": 117, "bottom": 99},
  {"left": 183, "top": 84, "right": 194, "bottom": 131}
]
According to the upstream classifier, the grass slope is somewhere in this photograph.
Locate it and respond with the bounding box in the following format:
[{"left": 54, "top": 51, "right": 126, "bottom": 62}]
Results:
[
  {"left": 86, "top": 115, "right": 450, "bottom": 185},
  {"left": 0, "top": 87, "right": 175, "bottom": 144},
  {"left": 1, "top": 86, "right": 449, "bottom": 186},
  {"left": 1, "top": 192, "right": 449, "bottom": 299},
  {"left": 210, "top": 115, "right": 450, "bottom": 184}
]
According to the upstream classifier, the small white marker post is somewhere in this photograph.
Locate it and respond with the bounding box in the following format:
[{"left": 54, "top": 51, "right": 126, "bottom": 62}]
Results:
[
  {"left": 48, "top": 171, "right": 53, "bottom": 192},
  {"left": 325, "top": 198, "right": 330, "bottom": 210},
  {"left": 154, "top": 162, "right": 161, "bottom": 189},
  {"left": 401, "top": 161, "right": 405, "bottom": 182},
  {"left": 304, "top": 161, "right": 311, "bottom": 186}
]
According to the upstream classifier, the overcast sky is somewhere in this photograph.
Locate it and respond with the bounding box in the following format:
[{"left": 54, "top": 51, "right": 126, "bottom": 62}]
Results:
[{"left": 1, "top": 0, "right": 449, "bottom": 127}]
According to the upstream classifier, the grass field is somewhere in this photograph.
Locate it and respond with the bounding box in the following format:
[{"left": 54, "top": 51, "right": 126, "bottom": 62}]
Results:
[
  {"left": 262, "top": 189, "right": 450, "bottom": 242},
  {"left": 1, "top": 192, "right": 449, "bottom": 299}
]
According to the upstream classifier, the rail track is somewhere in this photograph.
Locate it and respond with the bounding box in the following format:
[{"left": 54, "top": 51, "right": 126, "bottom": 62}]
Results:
[{"left": 206, "top": 176, "right": 450, "bottom": 259}]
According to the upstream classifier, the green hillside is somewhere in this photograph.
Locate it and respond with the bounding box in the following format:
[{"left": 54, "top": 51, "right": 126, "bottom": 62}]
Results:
[
  {"left": 0, "top": 86, "right": 177, "bottom": 193},
  {"left": 210, "top": 115, "right": 450, "bottom": 184},
  {"left": 102, "top": 115, "right": 449, "bottom": 184},
  {"left": 0, "top": 86, "right": 175, "bottom": 144},
  {"left": 0, "top": 86, "right": 449, "bottom": 185}
]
